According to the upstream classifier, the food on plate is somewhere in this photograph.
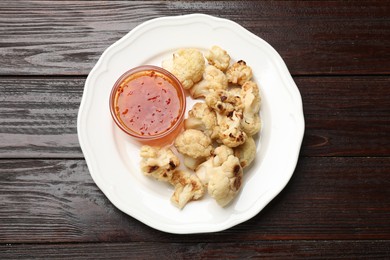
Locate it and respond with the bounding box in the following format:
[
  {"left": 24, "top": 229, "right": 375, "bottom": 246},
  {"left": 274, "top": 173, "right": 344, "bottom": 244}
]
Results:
[
  {"left": 195, "top": 145, "right": 234, "bottom": 186},
  {"left": 195, "top": 145, "right": 243, "bottom": 207},
  {"left": 170, "top": 170, "right": 205, "bottom": 209},
  {"left": 234, "top": 136, "right": 256, "bottom": 168},
  {"left": 140, "top": 145, "right": 180, "bottom": 182},
  {"left": 174, "top": 129, "right": 213, "bottom": 170},
  {"left": 139, "top": 46, "right": 261, "bottom": 209},
  {"left": 140, "top": 146, "right": 204, "bottom": 209},
  {"left": 205, "top": 45, "right": 231, "bottom": 71},
  {"left": 110, "top": 65, "right": 186, "bottom": 144},
  {"left": 226, "top": 60, "right": 253, "bottom": 85},
  {"left": 240, "top": 81, "right": 262, "bottom": 136},
  {"left": 205, "top": 89, "right": 242, "bottom": 116},
  {"left": 189, "top": 65, "right": 228, "bottom": 98},
  {"left": 162, "top": 48, "right": 205, "bottom": 89},
  {"left": 184, "top": 102, "right": 219, "bottom": 140},
  {"left": 216, "top": 110, "right": 247, "bottom": 148},
  {"left": 207, "top": 152, "right": 243, "bottom": 207}
]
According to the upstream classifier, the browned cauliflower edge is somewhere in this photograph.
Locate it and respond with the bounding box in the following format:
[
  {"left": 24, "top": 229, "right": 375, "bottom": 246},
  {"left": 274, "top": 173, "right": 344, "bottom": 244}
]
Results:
[
  {"left": 170, "top": 170, "right": 205, "bottom": 209},
  {"left": 140, "top": 145, "right": 205, "bottom": 209},
  {"left": 241, "top": 81, "right": 262, "bottom": 136},
  {"left": 205, "top": 45, "right": 231, "bottom": 71},
  {"left": 184, "top": 102, "right": 219, "bottom": 140},
  {"left": 208, "top": 155, "right": 243, "bottom": 207},
  {"left": 140, "top": 145, "right": 180, "bottom": 182},
  {"left": 216, "top": 110, "right": 247, "bottom": 148},
  {"left": 195, "top": 145, "right": 243, "bottom": 207},
  {"left": 234, "top": 136, "right": 256, "bottom": 168},
  {"left": 226, "top": 60, "right": 253, "bottom": 86}
]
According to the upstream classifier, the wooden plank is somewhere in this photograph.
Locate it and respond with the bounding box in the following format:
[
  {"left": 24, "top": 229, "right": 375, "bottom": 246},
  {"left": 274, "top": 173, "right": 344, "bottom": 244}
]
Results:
[
  {"left": 0, "top": 76, "right": 389, "bottom": 158},
  {"left": 296, "top": 76, "right": 390, "bottom": 156},
  {"left": 1, "top": 240, "right": 389, "bottom": 259},
  {"left": 0, "top": 157, "right": 389, "bottom": 243},
  {"left": 0, "top": 77, "right": 83, "bottom": 158},
  {"left": 0, "top": 1, "right": 389, "bottom": 75}
]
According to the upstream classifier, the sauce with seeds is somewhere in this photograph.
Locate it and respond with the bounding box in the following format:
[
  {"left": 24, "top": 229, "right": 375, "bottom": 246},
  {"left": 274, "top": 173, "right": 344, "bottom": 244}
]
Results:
[{"left": 111, "top": 67, "right": 184, "bottom": 139}]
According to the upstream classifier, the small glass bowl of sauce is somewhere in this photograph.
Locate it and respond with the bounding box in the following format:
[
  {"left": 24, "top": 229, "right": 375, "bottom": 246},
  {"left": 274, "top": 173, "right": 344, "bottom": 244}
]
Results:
[{"left": 110, "top": 65, "right": 186, "bottom": 145}]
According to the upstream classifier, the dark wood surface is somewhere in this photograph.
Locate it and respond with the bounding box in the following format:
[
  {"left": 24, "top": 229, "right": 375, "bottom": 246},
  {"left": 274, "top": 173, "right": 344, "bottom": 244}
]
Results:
[{"left": 1, "top": 1, "right": 389, "bottom": 259}]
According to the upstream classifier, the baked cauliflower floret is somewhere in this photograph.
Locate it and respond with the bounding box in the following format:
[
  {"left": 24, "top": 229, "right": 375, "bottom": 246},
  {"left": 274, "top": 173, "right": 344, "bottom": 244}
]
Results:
[
  {"left": 174, "top": 129, "right": 213, "bottom": 170},
  {"left": 184, "top": 102, "right": 219, "bottom": 139},
  {"left": 195, "top": 145, "right": 234, "bottom": 185},
  {"left": 162, "top": 48, "right": 205, "bottom": 89},
  {"left": 242, "top": 114, "right": 261, "bottom": 137},
  {"left": 226, "top": 60, "right": 252, "bottom": 86},
  {"left": 195, "top": 145, "right": 243, "bottom": 207},
  {"left": 241, "top": 81, "right": 261, "bottom": 136},
  {"left": 234, "top": 136, "right": 256, "bottom": 168},
  {"left": 140, "top": 145, "right": 180, "bottom": 182},
  {"left": 228, "top": 87, "right": 242, "bottom": 98},
  {"left": 174, "top": 129, "right": 213, "bottom": 158},
  {"left": 208, "top": 155, "right": 243, "bottom": 207},
  {"left": 189, "top": 65, "right": 228, "bottom": 98},
  {"left": 170, "top": 170, "right": 205, "bottom": 209},
  {"left": 205, "top": 89, "right": 242, "bottom": 116},
  {"left": 205, "top": 46, "right": 231, "bottom": 71},
  {"left": 217, "top": 110, "right": 247, "bottom": 148},
  {"left": 211, "top": 145, "right": 234, "bottom": 166}
]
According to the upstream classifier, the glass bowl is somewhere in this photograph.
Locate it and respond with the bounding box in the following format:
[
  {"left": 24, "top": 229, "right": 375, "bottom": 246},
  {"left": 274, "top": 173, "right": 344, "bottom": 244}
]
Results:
[{"left": 109, "top": 65, "right": 186, "bottom": 145}]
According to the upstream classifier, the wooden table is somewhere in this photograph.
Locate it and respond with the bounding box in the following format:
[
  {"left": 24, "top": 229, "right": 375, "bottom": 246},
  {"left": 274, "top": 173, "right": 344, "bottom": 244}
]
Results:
[{"left": 1, "top": 1, "right": 389, "bottom": 258}]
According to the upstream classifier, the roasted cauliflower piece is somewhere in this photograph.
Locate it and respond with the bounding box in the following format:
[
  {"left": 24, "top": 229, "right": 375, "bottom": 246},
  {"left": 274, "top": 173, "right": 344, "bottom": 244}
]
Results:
[
  {"left": 183, "top": 157, "right": 207, "bottom": 172},
  {"left": 234, "top": 136, "right": 256, "bottom": 168},
  {"left": 184, "top": 102, "right": 219, "bottom": 139},
  {"left": 162, "top": 48, "right": 205, "bottom": 89},
  {"left": 205, "top": 46, "right": 231, "bottom": 71},
  {"left": 241, "top": 81, "right": 261, "bottom": 136},
  {"left": 242, "top": 114, "right": 261, "bottom": 137},
  {"left": 208, "top": 155, "right": 243, "bottom": 207},
  {"left": 205, "top": 89, "right": 242, "bottom": 116},
  {"left": 174, "top": 129, "right": 213, "bottom": 159},
  {"left": 174, "top": 129, "right": 213, "bottom": 170},
  {"left": 226, "top": 60, "right": 252, "bottom": 86},
  {"left": 170, "top": 170, "right": 205, "bottom": 209},
  {"left": 212, "top": 145, "right": 235, "bottom": 165},
  {"left": 195, "top": 145, "right": 243, "bottom": 207},
  {"left": 217, "top": 110, "right": 247, "bottom": 148},
  {"left": 195, "top": 145, "right": 234, "bottom": 185},
  {"left": 189, "top": 65, "right": 228, "bottom": 98},
  {"left": 140, "top": 145, "right": 180, "bottom": 182},
  {"left": 228, "top": 87, "right": 242, "bottom": 98}
]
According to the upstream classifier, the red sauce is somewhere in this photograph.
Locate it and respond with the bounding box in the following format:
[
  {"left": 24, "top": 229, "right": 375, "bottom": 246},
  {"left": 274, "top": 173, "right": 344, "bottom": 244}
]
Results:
[{"left": 114, "top": 70, "right": 182, "bottom": 136}]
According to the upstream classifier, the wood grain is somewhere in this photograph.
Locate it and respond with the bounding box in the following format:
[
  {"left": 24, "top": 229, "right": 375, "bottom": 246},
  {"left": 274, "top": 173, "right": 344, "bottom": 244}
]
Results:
[
  {"left": 0, "top": 1, "right": 389, "bottom": 75},
  {"left": 1, "top": 240, "right": 389, "bottom": 259},
  {"left": 1, "top": 1, "right": 389, "bottom": 258},
  {"left": 297, "top": 76, "right": 390, "bottom": 156},
  {"left": 0, "top": 77, "right": 83, "bottom": 158},
  {"left": 1, "top": 76, "right": 389, "bottom": 158},
  {"left": 0, "top": 157, "right": 388, "bottom": 243}
]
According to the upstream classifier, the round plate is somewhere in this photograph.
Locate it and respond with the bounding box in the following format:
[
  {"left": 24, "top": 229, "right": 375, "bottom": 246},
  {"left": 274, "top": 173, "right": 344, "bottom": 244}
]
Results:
[{"left": 77, "top": 14, "right": 305, "bottom": 234}]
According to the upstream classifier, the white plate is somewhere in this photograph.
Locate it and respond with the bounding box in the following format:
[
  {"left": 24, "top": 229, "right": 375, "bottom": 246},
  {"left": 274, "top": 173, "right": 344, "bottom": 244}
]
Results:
[{"left": 77, "top": 14, "right": 304, "bottom": 234}]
